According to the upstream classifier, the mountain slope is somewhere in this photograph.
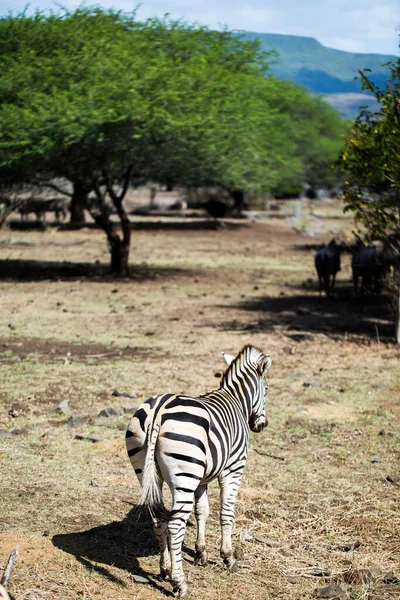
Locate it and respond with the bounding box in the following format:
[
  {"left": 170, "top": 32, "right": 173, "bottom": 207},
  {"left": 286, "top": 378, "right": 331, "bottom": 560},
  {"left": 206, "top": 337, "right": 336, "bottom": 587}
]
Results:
[{"left": 237, "top": 32, "right": 397, "bottom": 116}]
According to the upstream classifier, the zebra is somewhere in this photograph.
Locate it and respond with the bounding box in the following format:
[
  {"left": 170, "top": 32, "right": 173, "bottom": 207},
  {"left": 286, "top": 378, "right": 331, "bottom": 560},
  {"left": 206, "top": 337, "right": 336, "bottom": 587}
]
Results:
[{"left": 125, "top": 345, "right": 272, "bottom": 599}]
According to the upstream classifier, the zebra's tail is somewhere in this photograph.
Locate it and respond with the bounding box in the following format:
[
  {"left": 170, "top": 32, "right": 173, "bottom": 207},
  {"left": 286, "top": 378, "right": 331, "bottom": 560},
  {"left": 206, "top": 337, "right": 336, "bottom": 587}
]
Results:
[{"left": 140, "top": 422, "right": 172, "bottom": 522}]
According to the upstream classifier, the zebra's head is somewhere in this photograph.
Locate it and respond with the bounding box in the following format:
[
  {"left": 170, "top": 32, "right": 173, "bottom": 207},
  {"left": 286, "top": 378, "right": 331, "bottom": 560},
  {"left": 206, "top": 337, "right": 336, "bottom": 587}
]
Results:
[{"left": 222, "top": 347, "right": 272, "bottom": 433}]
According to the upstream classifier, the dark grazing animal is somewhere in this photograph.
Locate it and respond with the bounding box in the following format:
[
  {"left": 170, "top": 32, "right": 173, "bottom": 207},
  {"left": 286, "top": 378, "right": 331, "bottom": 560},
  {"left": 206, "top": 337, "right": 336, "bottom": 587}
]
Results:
[
  {"left": 18, "top": 197, "right": 68, "bottom": 223},
  {"left": 315, "top": 239, "right": 341, "bottom": 296},
  {"left": 126, "top": 346, "right": 272, "bottom": 599},
  {"left": 352, "top": 242, "right": 382, "bottom": 295},
  {"left": 204, "top": 197, "right": 232, "bottom": 220},
  {"left": 352, "top": 238, "right": 400, "bottom": 295}
]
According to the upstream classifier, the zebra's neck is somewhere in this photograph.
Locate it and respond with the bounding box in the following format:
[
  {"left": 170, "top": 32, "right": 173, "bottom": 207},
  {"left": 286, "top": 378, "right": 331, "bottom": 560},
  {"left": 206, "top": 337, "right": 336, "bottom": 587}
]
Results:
[{"left": 219, "top": 346, "right": 263, "bottom": 419}]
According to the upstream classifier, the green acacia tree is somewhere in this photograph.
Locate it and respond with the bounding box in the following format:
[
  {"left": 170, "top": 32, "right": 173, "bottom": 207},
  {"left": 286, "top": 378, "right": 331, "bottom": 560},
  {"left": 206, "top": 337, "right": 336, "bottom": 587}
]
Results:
[
  {"left": 0, "top": 7, "right": 346, "bottom": 274},
  {"left": 338, "top": 54, "right": 400, "bottom": 342},
  {"left": 0, "top": 8, "right": 278, "bottom": 274}
]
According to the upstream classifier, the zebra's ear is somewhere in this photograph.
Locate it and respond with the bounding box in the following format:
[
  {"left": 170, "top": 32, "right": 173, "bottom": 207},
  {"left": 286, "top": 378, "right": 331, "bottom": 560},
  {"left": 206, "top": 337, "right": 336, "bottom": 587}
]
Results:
[
  {"left": 222, "top": 351, "right": 235, "bottom": 366},
  {"left": 257, "top": 354, "right": 272, "bottom": 376}
]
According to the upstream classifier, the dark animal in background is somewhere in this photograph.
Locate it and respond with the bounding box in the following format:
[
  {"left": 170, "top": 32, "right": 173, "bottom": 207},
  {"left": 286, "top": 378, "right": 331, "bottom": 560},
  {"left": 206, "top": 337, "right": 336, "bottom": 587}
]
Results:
[
  {"left": 352, "top": 238, "right": 399, "bottom": 295},
  {"left": 315, "top": 239, "right": 341, "bottom": 297},
  {"left": 204, "top": 196, "right": 232, "bottom": 220},
  {"left": 352, "top": 242, "right": 381, "bottom": 295},
  {"left": 18, "top": 197, "right": 68, "bottom": 223}
]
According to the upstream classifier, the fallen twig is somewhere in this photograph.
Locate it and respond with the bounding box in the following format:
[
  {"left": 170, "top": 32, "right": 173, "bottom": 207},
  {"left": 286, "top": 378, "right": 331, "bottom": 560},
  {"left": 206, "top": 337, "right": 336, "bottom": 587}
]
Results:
[
  {"left": 253, "top": 449, "right": 286, "bottom": 461},
  {"left": 1, "top": 547, "right": 18, "bottom": 587}
]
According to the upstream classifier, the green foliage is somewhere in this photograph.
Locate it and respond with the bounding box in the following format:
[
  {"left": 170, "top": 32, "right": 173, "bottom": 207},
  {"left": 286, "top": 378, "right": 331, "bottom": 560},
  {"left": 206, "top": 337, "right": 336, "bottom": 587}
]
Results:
[
  {"left": 0, "top": 6, "right": 346, "bottom": 200},
  {"left": 337, "top": 56, "right": 400, "bottom": 239}
]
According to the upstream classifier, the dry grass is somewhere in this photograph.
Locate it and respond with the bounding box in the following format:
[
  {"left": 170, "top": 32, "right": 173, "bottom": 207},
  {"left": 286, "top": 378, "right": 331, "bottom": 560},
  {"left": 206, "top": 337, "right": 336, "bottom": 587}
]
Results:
[{"left": 0, "top": 198, "right": 399, "bottom": 600}]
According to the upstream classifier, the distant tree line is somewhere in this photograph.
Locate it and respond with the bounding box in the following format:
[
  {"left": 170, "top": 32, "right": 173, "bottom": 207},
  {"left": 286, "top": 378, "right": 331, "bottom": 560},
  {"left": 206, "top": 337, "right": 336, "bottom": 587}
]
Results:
[{"left": 0, "top": 6, "right": 347, "bottom": 274}]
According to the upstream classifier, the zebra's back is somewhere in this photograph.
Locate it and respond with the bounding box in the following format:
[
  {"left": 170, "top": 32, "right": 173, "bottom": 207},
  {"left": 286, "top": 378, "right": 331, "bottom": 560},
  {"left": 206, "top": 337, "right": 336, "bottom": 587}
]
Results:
[{"left": 126, "top": 390, "right": 249, "bottom": 488}]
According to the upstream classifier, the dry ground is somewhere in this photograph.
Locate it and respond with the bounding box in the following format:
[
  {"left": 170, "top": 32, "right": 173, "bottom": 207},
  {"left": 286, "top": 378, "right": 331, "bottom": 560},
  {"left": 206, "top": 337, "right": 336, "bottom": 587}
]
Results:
[{"left": 0, "top": 198, "right": 399, "bottom": 600}]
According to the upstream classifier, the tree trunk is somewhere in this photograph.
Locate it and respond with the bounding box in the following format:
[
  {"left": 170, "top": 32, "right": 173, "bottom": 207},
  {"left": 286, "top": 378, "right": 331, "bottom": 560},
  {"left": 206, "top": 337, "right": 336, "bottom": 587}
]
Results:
[
  {"left": 109, "top": 234, "right": 130, "bottom": 276},
  {"left": 396, "top": 285, "right": 400, "bottom": 344},
  {"left": 230, "top": 189, "right": 245, "bottom": 215},
  {"left": 70, "top": 181, "right": 89, "bottom": 223}
]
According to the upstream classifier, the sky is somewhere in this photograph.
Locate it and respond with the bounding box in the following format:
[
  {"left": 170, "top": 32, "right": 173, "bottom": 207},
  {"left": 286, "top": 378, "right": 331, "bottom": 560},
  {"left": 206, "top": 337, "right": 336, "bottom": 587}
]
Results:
[{"left": 1, "top": 0, "right": 399, "bottom": 57}]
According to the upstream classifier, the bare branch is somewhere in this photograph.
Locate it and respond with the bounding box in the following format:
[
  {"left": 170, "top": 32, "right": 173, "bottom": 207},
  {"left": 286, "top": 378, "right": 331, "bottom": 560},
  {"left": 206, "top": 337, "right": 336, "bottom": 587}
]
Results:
[
  {"left": 103, "top": 165, "right": 133, "bottom": 204},
  {"left": 1, "top": 546, "right": 18, "bottom": 588}
]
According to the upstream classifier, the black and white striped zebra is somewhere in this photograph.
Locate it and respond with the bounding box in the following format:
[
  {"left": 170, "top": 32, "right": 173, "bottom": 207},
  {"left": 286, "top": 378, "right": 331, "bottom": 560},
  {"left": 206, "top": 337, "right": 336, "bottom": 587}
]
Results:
[{"left": 125, "top": 345, "right": 272, "bottom": 599}]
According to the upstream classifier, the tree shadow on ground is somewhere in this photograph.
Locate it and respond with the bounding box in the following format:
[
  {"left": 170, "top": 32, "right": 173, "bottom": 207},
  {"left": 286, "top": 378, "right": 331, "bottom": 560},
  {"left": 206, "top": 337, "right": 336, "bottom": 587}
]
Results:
[
  {"left": 52, "top": 505, "right": 177, "bottom": 596},
  {"left": 0, "top": 259, "right": 200, "bottom": 282},
  {"left": 217, "top": 285, "right": 394, "bottom": 343},
  {"left": 7, "top": 217, "right": 244, "bottom": 232}
]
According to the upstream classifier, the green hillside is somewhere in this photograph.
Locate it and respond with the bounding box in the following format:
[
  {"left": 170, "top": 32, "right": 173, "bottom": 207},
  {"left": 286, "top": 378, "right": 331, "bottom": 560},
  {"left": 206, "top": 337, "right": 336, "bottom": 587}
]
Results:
[
  {"left": 237, "top": 32, "right": 397, "bottom": 117},
  {"left": 239, "top": 32, "right": 396, "bottom": 93}
]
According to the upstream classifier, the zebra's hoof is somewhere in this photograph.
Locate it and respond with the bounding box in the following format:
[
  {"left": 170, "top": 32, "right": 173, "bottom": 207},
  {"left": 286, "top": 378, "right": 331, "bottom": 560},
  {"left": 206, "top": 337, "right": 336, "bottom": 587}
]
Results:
[
  {"left": 172, "top": 586, "right": 188, "bottom": 599},
  {"left": 194, "top": 552, "right": 208, "bottom": 567},
  {"left": 223, "top": 558, "right": 238, "bottom": 573},
  {"left": 160, "top": 567, "right": 171, "bottom": 580}
]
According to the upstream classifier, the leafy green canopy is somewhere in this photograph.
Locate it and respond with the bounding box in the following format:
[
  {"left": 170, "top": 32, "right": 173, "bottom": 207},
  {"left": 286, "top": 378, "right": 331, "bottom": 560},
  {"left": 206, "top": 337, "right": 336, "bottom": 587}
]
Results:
[
  {"left": 0, "top": 7, "right": 346, "bottom": 196},
  {"left": 338, "top": 57, "right": 400, "bottom": 239}
]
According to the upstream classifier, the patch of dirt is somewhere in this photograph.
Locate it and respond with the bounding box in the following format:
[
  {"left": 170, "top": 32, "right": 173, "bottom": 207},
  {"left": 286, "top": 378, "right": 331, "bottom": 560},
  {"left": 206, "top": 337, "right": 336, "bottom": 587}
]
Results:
[{"left": 0, "top": 338, "right": 158, "bottom": 364}]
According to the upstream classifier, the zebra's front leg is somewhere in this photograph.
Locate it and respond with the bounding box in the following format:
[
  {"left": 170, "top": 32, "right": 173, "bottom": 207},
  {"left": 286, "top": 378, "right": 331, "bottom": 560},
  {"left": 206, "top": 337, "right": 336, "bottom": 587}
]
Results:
[
  {"left": 194, "top": 484, "right": 209, "bottom": 566},
  {"left": 219, "top": 470, "right": 244, "bottom": 573},
  {"left": 152, "top": 518, "right": 171, "bottom": 580}
]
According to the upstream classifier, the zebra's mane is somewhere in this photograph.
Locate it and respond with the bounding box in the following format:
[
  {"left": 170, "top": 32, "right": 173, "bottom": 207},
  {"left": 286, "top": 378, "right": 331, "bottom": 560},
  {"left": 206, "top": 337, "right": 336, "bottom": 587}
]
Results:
[{"left": 221, "top": 345, "right": 264, "bottom": 386}]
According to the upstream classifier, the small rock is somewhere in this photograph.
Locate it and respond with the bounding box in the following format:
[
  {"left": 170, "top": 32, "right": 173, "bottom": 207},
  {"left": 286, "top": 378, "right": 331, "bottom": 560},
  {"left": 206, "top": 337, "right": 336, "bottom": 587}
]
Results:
[
  {"left": 11, "top": 428, "right": 28, "bottom": 436},
  {"left": 383, "top": 572, "right": 400, "bottom": 584},
  {"left": 111, "top": 288, "right": 119, "bottom": 294},
  {"left": 123, "top": 405, "right": 139, "bottom": 414},
  {"left": 132, "top": 574, "right": 149, "bottom": 584},
  {"left": 8, "top": 409, "right": 19, "bottom": 418},
  {"left": 313, "top": 584, "right": 349, "bottom": 598},
  {"left": 43, "top": 530, "right": 50, "bottom": 537},
  {"left": 75, "top": 434, "right": 104, "bottom": 443},
  {"left": 8, "top": 322, "right": 16, "bottom": 330},
  {"left": 92, "top": 416, "right": 117, "bottom": 428},
  {"left": 214, "top": 372, "right": 222, "bottom": 378},
  {"left": 287, "top": 577, "right": 297, "bottom": 584},
  {"left": 254, "top": 536, "right": 279, "bottom": 547},
  {"left": 289, "top": 372, "right": 307, "bottom": 381},
  {"left": 112, "top": 390, "right": 136, "bottom": 399},
  {"left": 68, "top": 416, "right": 88, "bottom": 428},
  {"left": 342, "top": 568, "right": 374, "bottom": 584},
  {"left": 233, "top": 546, "right": 244, "bottom": 560},
  {"left": 240, "top": 532, "right": 253, "bottom": 542},
  {"left": 371, "top": 456, "right": 383, "bottom": 463},
  {"left": 378, "top": 429, "right": 394, "bottom": 437},
  {"left": 311, "top": 568, "right": 331, "bottom": 577},
  {"left": 386, "top": 473, "right": 400, "bottom": 485},
  {"left": 49, "top": 400, "right": 71, "bottom": 417},
  {"left": 90, "top": 479, "right": 100, "bottom": 487},
  {"left": 334, "top": 541, "right": 360, "bottom": 552},
  {"left": 98, "top": 407, "right": 123, "bottom": 418}
]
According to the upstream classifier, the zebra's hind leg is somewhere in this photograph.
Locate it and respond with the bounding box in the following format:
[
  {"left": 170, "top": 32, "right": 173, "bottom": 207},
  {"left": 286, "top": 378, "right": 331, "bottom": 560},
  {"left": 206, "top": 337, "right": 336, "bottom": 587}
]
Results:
[
  {"left": 219, "top": 470, "right": 244, "bottom": 573},
  {"left": 194, "top": 484, "right": 209, "bottom": 566},
  {"left": 152, "top": 518, "right": 171, "bottom": 580},
  {"left": 167, "top": 515, "right": 190, "bottom": 599}
]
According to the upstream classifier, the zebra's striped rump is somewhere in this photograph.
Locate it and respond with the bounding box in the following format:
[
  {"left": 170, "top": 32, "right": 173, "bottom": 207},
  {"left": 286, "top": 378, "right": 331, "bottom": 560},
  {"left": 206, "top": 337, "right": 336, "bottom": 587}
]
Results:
[{"left": 125, "top": 345, "right": 272, "bottom": 598}]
